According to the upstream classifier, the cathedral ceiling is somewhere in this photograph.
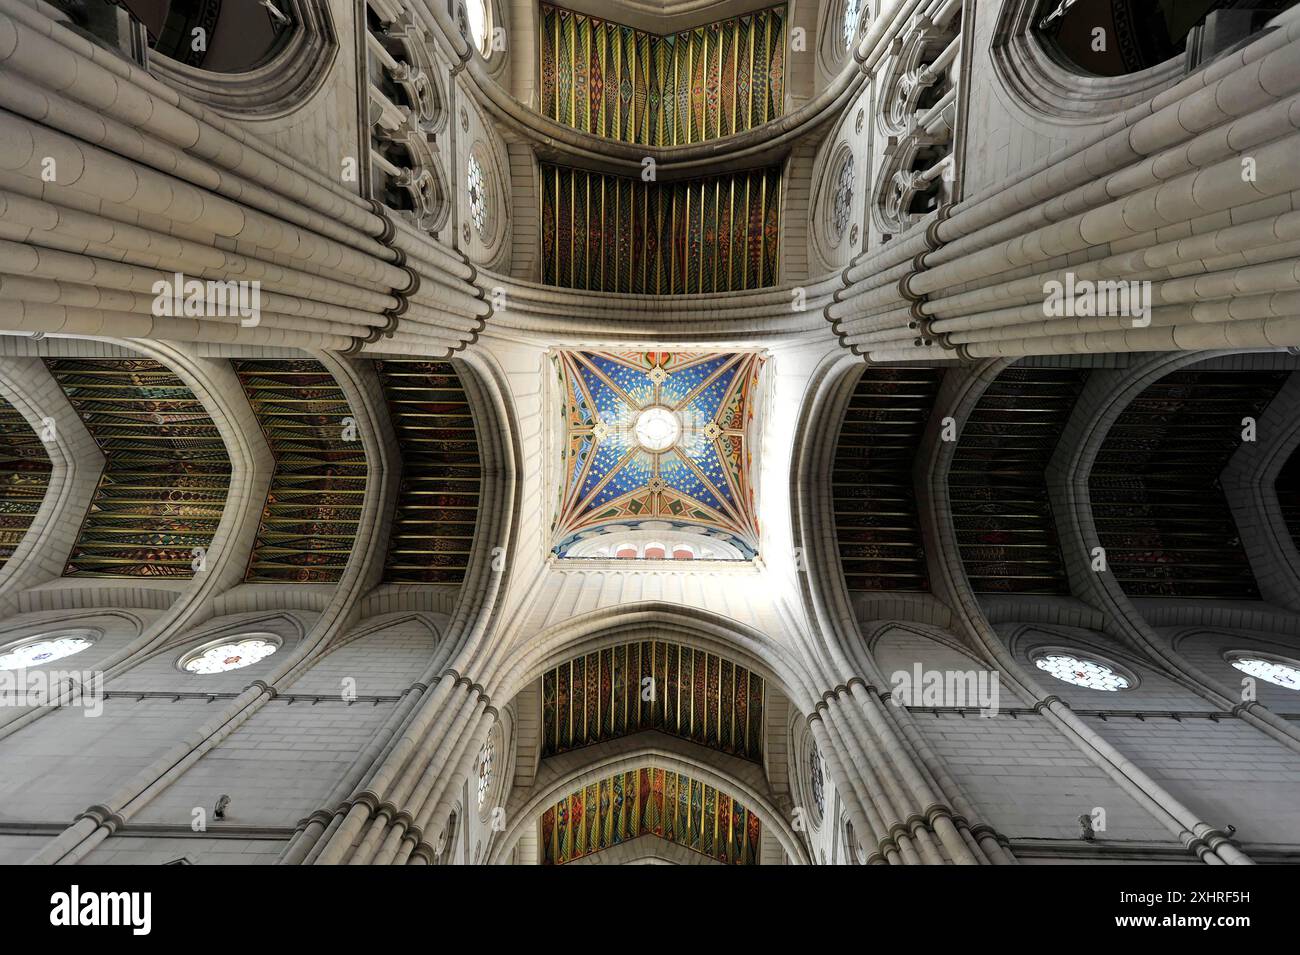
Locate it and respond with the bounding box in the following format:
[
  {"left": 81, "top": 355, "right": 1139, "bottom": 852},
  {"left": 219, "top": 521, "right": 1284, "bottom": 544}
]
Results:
[
  {"left": 540, "top": 3, "right": 786, "bottom": 146},
  {"left": 551, "top": 350, "right": 764, "bottom": 558},
  {"left": 0, "top": 398, "right": 51, "bottom": 572},
  {"left": 950, "top": 367, "right": 1088, "bottom": 595},
  {"left": 375, "top": 360, "right": 482, "bottom": 584},
  {"left": 541, "top": 765, "right": 761, "bottom": 864},
  {"left": 233, "top": 359, "right": 368, "bottom": 584},
  {"left": 541, "top": 639, "right": 765, "bottom": 762},
  {"left": 1091, "top": 369, "right": 1290, "bottom": 600},
  {"left": 47, "top": 358, "right": 230, "bottom": 579},
  {"left": 541, "top": 163, "right": 782, "bottom": 294},
  {"left": 834, "top": 366, "right": 942, "bottom": 591}
]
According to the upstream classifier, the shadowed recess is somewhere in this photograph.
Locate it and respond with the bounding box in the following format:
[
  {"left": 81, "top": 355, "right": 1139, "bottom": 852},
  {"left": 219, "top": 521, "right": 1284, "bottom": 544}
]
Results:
[
  {"left": 46, "top": 358, "right": 230, "bottom": 579},
  {"left": 375, "top": 360, "right": 482, "bottom": 584},
  {"left": 1090, "top": 369, "right": 1289, "bottom": 599},
  {"left": 833, "top": 366, "right": 943, "bottom": 591},
  {"left": 541, "top": 163, "right": 782, "bottom": 294},
  {"left": 0, "top": 398, "right": 52, "bottom": 570},
  {"left": 1277, "top": 445, "right": 1300, "bottom": 554},
  {"left": 950, "top": 366, "right": 1088, "bottom": 594},
  {"left": 233, "top": 359, "right": 368, "bottom": 583},
  {"left": 540, "top": 3, "right": 786, "bottom": 146},
  {"left": 541, "top": 765, "right": 761, "bottom": 864},
  {"left": 541, "top": 639, "right": 764, "bottom": 762}
]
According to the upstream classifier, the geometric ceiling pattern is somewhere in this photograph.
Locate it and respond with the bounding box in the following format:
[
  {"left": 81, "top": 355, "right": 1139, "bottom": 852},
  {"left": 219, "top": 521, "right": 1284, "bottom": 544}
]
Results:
[
  {"left": 0, "top": 397, "right": 51, "bottom": 572},
  {"left": 552, "top": 351, "right": 764, "bottom": 558},
  {"left": 541, "top": 640, "right": 765, "bottom": 762},
  {"left": 46, "top": 358, "right": 230, "bottom": 579},
  {"left": 540, "top": 765, "right": 761, "bottom": 864},
  {"left": 233, "top": 359, "right": 368, "bottom": 584},
  {"left": 949, "top": 367, "right": 1088, "bottom": 595},
  {"left": 375, "top": 360, "right": 481, "bottom": 584},
  {"left": 540, "top": 3, "right": 786, "bottom": 146},
  {"left": 540, "top": 163, "right": 782, "bottom": 293},
  {"left": 833, "top": 366, "right": 943, "bottom": 591},
  {"left": 1090, "top": 369, "right": 1289, "bottom": 599}
]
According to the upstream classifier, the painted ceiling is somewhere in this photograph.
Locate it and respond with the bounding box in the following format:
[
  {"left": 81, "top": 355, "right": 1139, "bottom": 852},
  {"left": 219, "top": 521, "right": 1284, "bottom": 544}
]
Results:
[
  {"left": 541, "top": 639, "right": 765, "bottom": 762},
  {"left": 552, "top": 350, "right": 764, "bottom": 558},
  {"left": 541, "top": 765, "right": 761, "bottom": 865},
  {"left": 0, "top": 398, "right": 51, "bottom": 571}
]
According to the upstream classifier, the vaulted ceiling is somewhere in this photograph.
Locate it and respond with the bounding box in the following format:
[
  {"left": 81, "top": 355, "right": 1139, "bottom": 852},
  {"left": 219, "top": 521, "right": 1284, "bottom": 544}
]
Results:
[
  {"left": 541, "top": 639, "right": 765, "bottom": 761},
  {"left": 552, "top": 350, "right": 764, "bottom": 557},
  {"left": 0, "top": 398, "right": 51, "bottom": 571},
  {"left": 949, "top": 367, "right": 1088, "bottom": 595},
  {"left": 540, "top": 3, "right": 787, "bottom": 146},
  {"left": 541, "top": 164, "right": 783, "bottom": 293},
  {"left": 1091, "top": 369, "right": 1289, "bottom": 599},
  {"left": 541, "top": 765, "right": 761, "bottom": 864},
  {"left": 376, "top": 360, "right": 482, "bottom": 584},
  {"left": 233, "top": 359, "right": 368, "bottom": 584},
  {"left": 47, "top": 358, "right": 230, "bottom": 579},
  {"left": 833, "top": 366, "right": 942, "bottom": 591}
]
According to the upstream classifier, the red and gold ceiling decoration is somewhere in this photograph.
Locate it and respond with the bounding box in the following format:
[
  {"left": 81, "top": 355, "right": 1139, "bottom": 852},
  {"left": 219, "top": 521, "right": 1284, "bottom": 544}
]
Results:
[{"left": 541, "top": 765, "right": 761, "bottom": 864}]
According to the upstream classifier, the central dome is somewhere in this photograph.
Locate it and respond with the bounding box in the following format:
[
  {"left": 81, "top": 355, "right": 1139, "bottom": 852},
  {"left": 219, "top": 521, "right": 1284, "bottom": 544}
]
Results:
[{"left": 633, "top": 406, "right": 681, "bottom": 451}]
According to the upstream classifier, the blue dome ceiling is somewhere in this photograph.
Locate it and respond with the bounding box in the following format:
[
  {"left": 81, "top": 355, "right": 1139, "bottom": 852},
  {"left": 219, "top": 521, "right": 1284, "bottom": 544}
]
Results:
[{"left": 552, "top": 351, "right": 765, "bottom": 558}]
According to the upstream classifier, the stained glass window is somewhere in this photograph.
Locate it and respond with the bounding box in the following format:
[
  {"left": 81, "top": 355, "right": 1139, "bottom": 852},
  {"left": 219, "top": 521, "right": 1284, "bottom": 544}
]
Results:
[
  {"left": 832, "top": 154, "right": 855, "bottom": 241},
  {"left": 467, "top": 154, "right": 488, "bottom": 240},
  {"left": 809, "top": 742, "right": 825, "bottom": 817},
  {"left": 843, "top": 0, "right": 862, "bottom": 50},
  {"left": 0, "top": 635, "right": 93, "bottom": 670},
  {"left": 1034, "top": 654, "right": 1130, "bottom": 691},
  {"left": 183, "top": 637, "right": 278, "bottom": 674},
  {"left": 465, "top": 0, "right": 488, "bottom": 54},
  {"left": 1231, "top": 657, "right": 1300, "bottom": 691},
  {"left": 476, "top": 739, "right": 494, "bottom": 809}
]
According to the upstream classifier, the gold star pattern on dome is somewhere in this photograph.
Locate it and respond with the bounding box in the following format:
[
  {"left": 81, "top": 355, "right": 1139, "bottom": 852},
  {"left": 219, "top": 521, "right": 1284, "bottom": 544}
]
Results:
[{"left": 552, "top": 351, "right": 765, "bottom": 558}]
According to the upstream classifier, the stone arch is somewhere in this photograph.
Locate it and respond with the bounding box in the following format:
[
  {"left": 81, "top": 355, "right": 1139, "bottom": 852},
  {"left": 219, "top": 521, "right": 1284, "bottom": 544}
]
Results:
[{"left": 487, "top": 735, "right": 811, "bottom": 864}]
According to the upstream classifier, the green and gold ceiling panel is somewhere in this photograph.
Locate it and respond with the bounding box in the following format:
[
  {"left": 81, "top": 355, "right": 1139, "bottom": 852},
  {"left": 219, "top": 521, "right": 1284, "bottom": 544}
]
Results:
[
  {"left": 375, "top": 360, "right": 482, "bottom": 584},
  {"left": 540, "top": 3, "right": 786, "bottom": 146},
  {"left": 233, "top": 359, "right": 368, "bottom": 583},
  {"left": 541, "top": 639, "right": 764, "bottom": 762},
  {"left": 541, "top": 765, "right": 761, "bottom": 864},
  {"left": 0, "top": 398, "right": 52, "bottom": 570},
  {"left": 46, "top": 359, "right": 230, "bottom": 579},
  {"left": 541, "top": 163, "right": 781, "bottom": 294}
]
